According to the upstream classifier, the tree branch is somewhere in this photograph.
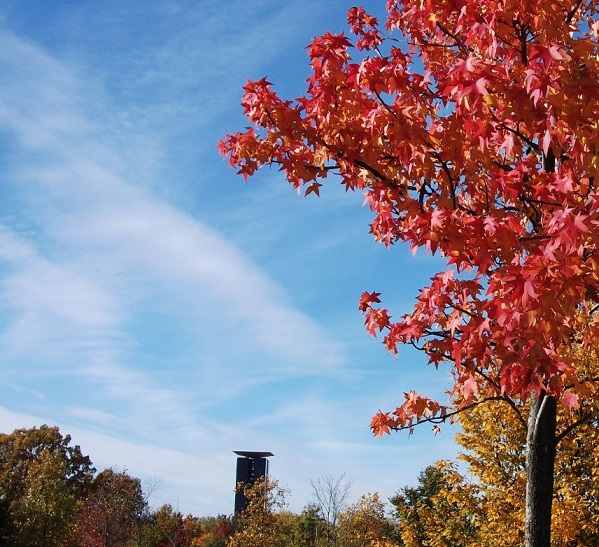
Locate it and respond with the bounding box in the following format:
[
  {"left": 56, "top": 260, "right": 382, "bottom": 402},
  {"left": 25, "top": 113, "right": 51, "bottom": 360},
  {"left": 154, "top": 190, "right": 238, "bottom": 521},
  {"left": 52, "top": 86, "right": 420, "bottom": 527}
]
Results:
[
  {"left": 566, "top": 0, "right": 585, "bottom": 24},
  {"left": 435, "top": 22, "right": 470, "bottom": 53},
  {"left": 555, "top": 411, "right": 593, "bottom": 445},
  {"left": 393, "top": 396, "right": 524, "bottom": 432},
  {"left": 432, "top": 152, "right": 458, "bottom": 208},
  {"left": 354, "top": 158, "right": 392, "bottom": 184},
  {"left": 473, "top": 369, "right": 528, "bottom": 430},
  {"left": 491, "top": 114, "right": 538, "bottom": 150}
]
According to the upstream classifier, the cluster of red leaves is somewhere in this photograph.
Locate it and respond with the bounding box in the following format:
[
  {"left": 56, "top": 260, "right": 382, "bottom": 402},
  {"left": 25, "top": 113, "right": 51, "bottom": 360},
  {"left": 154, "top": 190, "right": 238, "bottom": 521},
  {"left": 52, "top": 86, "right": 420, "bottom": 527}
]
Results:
[{"left": 219, "top": 0, "right": 599, "bottom": 435}]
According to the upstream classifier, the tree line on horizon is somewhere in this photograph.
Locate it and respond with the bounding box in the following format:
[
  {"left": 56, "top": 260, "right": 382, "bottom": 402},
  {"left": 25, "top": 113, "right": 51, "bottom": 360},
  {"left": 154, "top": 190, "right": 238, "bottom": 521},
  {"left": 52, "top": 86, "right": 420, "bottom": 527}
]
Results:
[
  {"left": 0, "top": 424, "right": 232, "bottom": 546},
  {"left": 1, "top": 386, "right": 597, "bottom": 547}
]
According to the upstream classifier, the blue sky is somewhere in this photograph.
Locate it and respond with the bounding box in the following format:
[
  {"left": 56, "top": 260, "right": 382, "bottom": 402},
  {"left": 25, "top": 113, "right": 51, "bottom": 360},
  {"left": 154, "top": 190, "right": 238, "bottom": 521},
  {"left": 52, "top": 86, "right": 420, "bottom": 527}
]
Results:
[{"left": 0, "top": 0, "right": 459, "bottom": 515}]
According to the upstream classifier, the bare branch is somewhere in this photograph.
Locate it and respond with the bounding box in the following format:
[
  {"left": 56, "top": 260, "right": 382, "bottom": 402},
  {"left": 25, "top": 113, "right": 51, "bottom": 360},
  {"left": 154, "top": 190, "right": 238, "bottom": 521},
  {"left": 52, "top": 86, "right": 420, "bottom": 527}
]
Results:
[
  {"left": 310, "top": 473, "right": 352, "bottom": 544},
  {"left": 555, "top": 412, "right": 593, "bottom": 445}
]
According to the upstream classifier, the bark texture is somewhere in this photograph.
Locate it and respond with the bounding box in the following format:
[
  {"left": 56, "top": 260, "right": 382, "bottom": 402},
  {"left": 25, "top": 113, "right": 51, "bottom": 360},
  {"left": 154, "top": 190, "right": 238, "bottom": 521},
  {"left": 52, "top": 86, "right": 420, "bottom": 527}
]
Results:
[{"left": 525, "top": 393, "right": 557, "bottom": 547}]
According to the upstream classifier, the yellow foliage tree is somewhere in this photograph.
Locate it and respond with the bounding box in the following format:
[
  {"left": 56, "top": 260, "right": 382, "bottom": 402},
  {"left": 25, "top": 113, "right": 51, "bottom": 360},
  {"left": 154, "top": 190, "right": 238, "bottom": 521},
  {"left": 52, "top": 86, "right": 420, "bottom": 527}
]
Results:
[
  {"left": 456, "top": 400, "right": 528, "bottom": 546},
  {"left": 228, "top": 476, "right": 288, "bottom": 547},
  {"left": 457, "top": 385, "right": 599, "bottom": 545},
  {"left": 398, "top": 340, "right": 599, "bottom": 546},
  {"left": 336, "top": 492, "right": 396, "bottom": 547}
]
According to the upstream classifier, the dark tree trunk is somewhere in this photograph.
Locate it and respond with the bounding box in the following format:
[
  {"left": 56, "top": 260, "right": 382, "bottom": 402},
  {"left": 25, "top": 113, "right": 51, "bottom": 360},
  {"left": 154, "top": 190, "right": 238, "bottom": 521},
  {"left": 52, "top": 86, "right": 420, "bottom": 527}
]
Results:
[{"left": 525, "top": 392, "right": 557, "bottom": 547}]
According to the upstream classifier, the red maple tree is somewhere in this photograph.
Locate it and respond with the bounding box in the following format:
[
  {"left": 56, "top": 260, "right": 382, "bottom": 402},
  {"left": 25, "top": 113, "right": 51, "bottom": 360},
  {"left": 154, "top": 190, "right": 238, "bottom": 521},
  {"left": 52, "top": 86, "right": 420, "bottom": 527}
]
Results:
[{"left": 219, "top": 2, "right": 599, "bottom": 545}]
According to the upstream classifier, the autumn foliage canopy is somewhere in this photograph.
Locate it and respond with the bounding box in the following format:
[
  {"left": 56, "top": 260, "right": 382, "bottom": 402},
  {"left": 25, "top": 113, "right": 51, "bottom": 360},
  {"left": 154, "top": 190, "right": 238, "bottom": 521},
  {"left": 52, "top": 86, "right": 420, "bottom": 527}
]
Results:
[{"left": 219, "top": 0, "right": 599, "bottom": 435}]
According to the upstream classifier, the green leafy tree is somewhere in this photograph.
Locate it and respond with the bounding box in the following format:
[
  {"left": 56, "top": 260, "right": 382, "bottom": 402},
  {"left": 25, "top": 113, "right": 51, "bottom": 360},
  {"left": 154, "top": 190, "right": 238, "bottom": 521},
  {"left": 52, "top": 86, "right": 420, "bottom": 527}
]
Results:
[
  {"left": 144, "top": 504, "right": 185, "bottom": 546},
  {"left": 391, "top": 463, "right": 481, "bottom": 547},
  {"left": 295, "top": 504, "right": 327, "bottom": 547},
  {"left": 275, "top": 510, "right": 307, "bottom": 547},
  {"left": 391, "top": 465, "right": 447, "bottom": 546},
  {"left": 10, "top": 449, "right": 81, "bottom": 546}
]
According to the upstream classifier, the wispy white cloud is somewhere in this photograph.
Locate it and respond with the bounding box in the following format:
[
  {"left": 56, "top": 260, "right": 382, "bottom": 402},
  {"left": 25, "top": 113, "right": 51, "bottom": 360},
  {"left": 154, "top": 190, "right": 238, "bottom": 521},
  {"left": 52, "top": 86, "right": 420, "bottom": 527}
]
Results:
[
  {"left": 0, "top": 4, "right": 349, "bottom": 493},
  {"left": 0, "top": 18, "right": 343, "bottom": 354}
]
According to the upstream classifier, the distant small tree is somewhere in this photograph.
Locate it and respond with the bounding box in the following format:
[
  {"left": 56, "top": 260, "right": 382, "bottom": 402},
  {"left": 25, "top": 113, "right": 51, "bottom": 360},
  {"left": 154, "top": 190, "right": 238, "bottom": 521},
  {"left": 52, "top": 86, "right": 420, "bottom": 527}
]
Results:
[
  {"left": 76, "top": 468, "right": 147, "bottom": 547},
  {"left": 295, "top": 504, "right": 327, "bottom": 547},
  {"left": 391, "top": 465, "right": 446, "bottom": 546},
  {"left": 337, "top": 493, "right": 396, "bottom": 547},
  {"left": 391, "top": 463, "right": 481, "bottom": 547},
  {"left": 275, "top": 510, "right": 306, "bottom": 547},
  {"left": 191, "top": 515, "right": 231, "bottom": 547},
  {"left": 145, "top": 504, "right": 184, "bottom": 546},
  {"left": 228, "top": 476, "right": 288, "bottom": 547},
  {"left": 310, "top": 473, "right": 352, "bottom": 546}
]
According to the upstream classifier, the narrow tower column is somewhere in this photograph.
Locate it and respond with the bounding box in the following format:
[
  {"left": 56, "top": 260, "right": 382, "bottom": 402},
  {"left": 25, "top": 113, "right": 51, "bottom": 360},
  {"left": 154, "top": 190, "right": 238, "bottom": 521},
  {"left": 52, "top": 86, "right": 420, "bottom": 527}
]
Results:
[{"left": 233, "top": 450, "right": 274, "bottom": 514}]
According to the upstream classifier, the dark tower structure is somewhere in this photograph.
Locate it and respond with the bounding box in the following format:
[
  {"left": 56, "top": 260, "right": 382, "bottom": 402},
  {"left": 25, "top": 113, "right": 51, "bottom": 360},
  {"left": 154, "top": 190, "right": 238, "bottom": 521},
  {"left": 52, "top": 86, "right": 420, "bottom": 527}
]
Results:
[{"left": 233, "top": 450, "right": 274, "bottom": 514}]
